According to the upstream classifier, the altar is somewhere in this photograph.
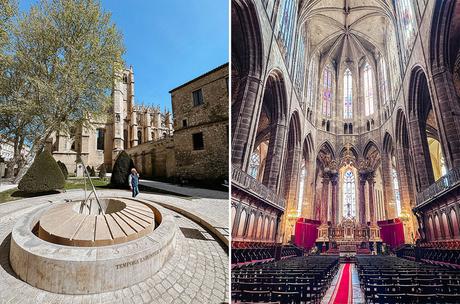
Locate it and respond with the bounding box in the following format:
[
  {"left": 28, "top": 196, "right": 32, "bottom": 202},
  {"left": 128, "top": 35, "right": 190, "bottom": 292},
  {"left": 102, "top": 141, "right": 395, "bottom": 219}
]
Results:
[{"left": 315, "top": 217, "right": 382, "bottom": 255}]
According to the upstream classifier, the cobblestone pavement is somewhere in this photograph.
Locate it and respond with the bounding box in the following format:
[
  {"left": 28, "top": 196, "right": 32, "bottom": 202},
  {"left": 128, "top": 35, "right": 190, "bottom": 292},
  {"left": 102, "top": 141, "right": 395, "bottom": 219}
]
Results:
[
  {"left": 135, "top": 189, "right": 229, "bottom": 245},
  {"left": 0, "top": 191, "right": 229, "bottom": 304}
]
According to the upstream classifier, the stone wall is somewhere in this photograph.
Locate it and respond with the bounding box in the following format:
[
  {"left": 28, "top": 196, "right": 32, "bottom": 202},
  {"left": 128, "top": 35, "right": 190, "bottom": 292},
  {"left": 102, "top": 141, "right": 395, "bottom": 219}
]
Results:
[
  {"left": 125, "top": 138, "right": 175, "bottom": 179},
  {"left": 170, "top": 64, "right": 229, "bottom": 184},
  {"left": 123, "top": 64, "right": 229, "bottom": 186}
]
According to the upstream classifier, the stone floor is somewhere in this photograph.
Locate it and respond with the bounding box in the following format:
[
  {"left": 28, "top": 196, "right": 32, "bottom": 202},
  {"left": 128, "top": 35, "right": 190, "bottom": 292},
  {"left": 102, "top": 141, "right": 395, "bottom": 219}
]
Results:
[
  {"left": 0, "top": 182, "right": 16, "bottom": 193},
  {"left": 321, "top": 263, "right": 365, "bottom": 304},
  {"left": 0, "top": 189, "right": 229, "bottom": 304},
  {"left": 139, "top": 179, "right": 228, "bottom": 200}
]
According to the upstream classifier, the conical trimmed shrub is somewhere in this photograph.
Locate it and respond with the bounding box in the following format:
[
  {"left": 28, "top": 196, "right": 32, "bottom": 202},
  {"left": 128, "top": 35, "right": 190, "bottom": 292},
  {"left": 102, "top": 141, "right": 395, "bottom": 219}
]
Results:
[
  {"left": 56, "top": 160, "right": 68, "bottom": 179},
  {"left": 19, "top": 150, "right": 65, "bottom": 193},
  {"left": 110, "top": 151, "right": 135, "bottom": 188},
  {"left": 98, "top": 163, "right": 107, "bottom": 179}
]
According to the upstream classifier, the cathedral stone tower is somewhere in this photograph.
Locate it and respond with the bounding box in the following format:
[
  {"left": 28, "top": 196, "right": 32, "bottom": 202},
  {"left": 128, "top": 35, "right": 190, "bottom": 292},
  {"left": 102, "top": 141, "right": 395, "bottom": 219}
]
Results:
[
  {"left": 112, "top": 66, "right": 135, "bottom": 164},
  {"left": 112, "top": 66, "right": 173, "bottom": 165}
]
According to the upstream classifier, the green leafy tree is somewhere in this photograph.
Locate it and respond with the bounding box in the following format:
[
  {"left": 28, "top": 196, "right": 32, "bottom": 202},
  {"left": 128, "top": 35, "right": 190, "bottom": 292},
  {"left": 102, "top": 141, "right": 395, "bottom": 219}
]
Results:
[
  {"left": 110, "top": 151, "right": 134, "bottom": 188},
  {"left": 0, "top": 0, "right": 125, "bottom": 182},
  {"left": 18, "top": 150, "right": 65, "bottom": 193},
  {"left": 0, "top": 0, "right": 16, "bottom": 52}
]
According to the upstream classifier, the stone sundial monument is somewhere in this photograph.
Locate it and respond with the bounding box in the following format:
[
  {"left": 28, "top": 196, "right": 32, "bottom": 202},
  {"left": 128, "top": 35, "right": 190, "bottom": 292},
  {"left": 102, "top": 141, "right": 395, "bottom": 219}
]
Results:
[{"left": 9, "top": 160, "right": 177, "bottom": 294}]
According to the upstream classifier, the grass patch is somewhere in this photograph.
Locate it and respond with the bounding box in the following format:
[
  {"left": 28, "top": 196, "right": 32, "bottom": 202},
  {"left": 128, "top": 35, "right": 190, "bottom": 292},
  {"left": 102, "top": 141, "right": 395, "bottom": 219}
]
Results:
[
  {"left": 0, "top": 187, "right": 60, "bottom": 204},
  {"left": 0, "top": 179, "right": 111, "bottom": 204},
  {"left": 64, "top": 178, "right": 110, "bottom": 190},
  {"left": 0, "top": 188, "right": 21, "bottom": 204}
]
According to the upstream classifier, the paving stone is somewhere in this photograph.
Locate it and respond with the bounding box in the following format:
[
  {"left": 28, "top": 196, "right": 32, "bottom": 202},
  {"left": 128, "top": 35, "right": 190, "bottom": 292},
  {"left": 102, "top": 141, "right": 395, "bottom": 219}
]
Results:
[{"left": 0, "top": 190, "right": 228, "bottom": 303}]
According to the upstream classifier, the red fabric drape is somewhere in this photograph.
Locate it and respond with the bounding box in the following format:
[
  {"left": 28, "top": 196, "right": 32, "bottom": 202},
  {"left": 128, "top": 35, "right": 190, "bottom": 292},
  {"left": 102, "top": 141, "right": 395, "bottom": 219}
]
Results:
[
  {"left": 377, "top": 218, "right": 405, "bottom": 248},
  {"left": 294, "top": 218, "right": 321, "bottom": 249}
]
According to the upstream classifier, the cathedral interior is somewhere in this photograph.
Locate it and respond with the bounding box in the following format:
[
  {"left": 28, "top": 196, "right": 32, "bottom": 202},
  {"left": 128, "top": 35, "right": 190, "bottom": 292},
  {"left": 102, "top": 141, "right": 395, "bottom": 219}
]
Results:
[{"left": 231, "top": 0, "right": 460, "bottom": 302}]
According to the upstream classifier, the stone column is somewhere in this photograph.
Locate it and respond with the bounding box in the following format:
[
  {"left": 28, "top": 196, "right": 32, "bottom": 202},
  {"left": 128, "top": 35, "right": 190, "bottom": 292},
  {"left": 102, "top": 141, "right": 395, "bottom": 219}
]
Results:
[
  {"left": 262, "top": 122, "right": 287, "bottom": 191},
  {"left": 395, "top": 145, "right": 413, "bottom": 214},
  {"left": 381, "top": 152, "right": 395, "bottom": 219},
  {"left": 358, "top": 174, "right": 367, "bottom": 225},
  {"left": 368, "top": 173, "right": 376, "bottom": 225},
  {"left": 320, "top": 175, "right": 330, "bottom": 224},
  {"left": 145, "top": 111, "right": 152, "bottom": 142},
  {"left": 316, "top": 173, "right": 330, "bottom": 242},
  {"left": 131, "top": 111, "right": 138, "bottom": 147},
  {"left": 301, "top": 160, "right": 316, "bottom": 219},
  {"left": 286, "top": 146, "right": 302, "bottom": 207},
  {"left": 281, "top": 145, "right": 301, "bottom": 244},
  {"left": 395, "top": 144, "right": 417, "bottom": 243},
  {"left": 231, "top": 75, "right": 262, "bottom": 168},
  {"left": 330, "top": 174, "right": 338, "bottom": 225},
  {"left": 368, "top": 173, "right": 381, "bottom": 243},
  {"left": 432, "top": 69, "right": 460, "bottom": 169},
  {"left": 408, "top": 118, "right": 434, "bottom": 190}
]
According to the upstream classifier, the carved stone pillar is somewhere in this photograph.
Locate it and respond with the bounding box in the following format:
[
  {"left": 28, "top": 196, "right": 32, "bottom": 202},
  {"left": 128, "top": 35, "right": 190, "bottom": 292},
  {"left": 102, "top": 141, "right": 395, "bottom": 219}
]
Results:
[
  {"left": 320, "top": 175, "right": 330, "bottom": 224},
  {"left": 131, "top": 111, "right": 138, "bottom": 147},
  {"left": 432, "top": 69, "right": 460, "bottom": 169},
  {"left": 408, "top": 118, "right": 434, "bottom": 190},
  {"left": 317, "top": 174, "right": 330, "bottom": 242},
  {"left": 368, "top": 173, "right": 381, "bottom": 242},
  {"left": 262, "top": 122, "right": 287, "bottom": 191},
  {"left": 368, "top": 173, "right": 376, "bottom": 225},
  {"left": 381, "top": 152, "right": 395, "bottom": 219},
  {"left": 358, "top": 174, "right": 367, "bottom": 226},
  {"left": 301, "top": 160, "right": 316, "bottom": 219},
  {"left": 231, "top": 75, "right": 262, "bottom": 169},
  {"left": 330, "top": 174, "right": 339, "bottom": 225}
]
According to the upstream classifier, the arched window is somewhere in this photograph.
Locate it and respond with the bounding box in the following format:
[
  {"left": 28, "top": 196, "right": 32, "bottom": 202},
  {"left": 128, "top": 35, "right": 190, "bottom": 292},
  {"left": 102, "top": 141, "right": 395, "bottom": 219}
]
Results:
[
  {"left": 343, "top": 169, "right": 356, "bottom": 218},
  {"left": 392, "top": 168, "right": 401, "bottom": 217},
  {"left": 428, "top": 137, "right": 448, "bottom": 180},
  {"left": 297, "top": 164, "right": 306, "bottom": 214},
  {"left": 277, "top": 0, "right": 296, "bottom": 61},
  {"left": 343, "top": 68, "right": 352, "bottom": 119},
  {"left": 395, "top": 0, "right": 416, "bottom": 60},
  {"left": 295, "top": 35, "right": 306, "bottom": 96},
  {"left": 379, "top": 57, "right": 389, "bottom": 105},
  {"left": 306, "top": 59, "right": 317, "bottom": 108},
  {"left": 137, "top": 130, "right": 142, "bottom": 144},
  {"left": 322, "top": 64, "right": 333, "bottom": 117},
  {"left": 363, "top": 63, "right": 374, "bottom": 116},
  {"left": 249, "top": 147, "right": 261, "bottom": 178},
  {"left": 96, "top": 128, "right": 105, "bottom": 150}
]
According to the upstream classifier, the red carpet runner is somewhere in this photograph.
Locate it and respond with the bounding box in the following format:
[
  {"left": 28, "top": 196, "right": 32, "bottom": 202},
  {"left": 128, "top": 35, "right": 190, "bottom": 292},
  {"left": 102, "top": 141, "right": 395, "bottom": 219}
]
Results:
[{"left": 328, "top": 263, "right": 352, "bottom": 304}]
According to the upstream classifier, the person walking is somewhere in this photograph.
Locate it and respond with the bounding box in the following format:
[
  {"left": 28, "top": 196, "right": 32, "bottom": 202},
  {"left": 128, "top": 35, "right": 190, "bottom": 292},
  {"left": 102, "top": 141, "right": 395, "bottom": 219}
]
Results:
[{"left": 129, "top": 168, "right": 140, "bottom": 197}]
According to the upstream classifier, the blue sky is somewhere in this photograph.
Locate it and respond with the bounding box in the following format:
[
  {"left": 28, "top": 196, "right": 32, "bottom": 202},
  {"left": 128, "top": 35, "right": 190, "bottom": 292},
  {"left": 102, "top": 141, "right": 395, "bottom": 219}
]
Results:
[{"left": 19, "top": 0, "right": 229, "bottom": 111}]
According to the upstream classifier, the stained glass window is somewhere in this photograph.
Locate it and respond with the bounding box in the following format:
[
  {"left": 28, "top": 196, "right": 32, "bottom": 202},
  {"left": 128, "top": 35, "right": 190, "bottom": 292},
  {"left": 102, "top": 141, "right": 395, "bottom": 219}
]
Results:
[
  {"left": 343, "top": 169, "right": 356, "bottom": 218},
  {"left": 363, "top": 63, "right": 374, "bottom": 116},
  {"left": 297, "top": 164, "right": 306, "bottom": 214},
  {"left": 295, "top": 35, "right": 306, "bottom": 96},
  {"left": 395, "top": 0, "right": 416, "bottom": 61},
  {"left": 392, "top": 168, "right": 401, "bottom": 216},
  {"left": 441, "top": 156, "right": 447, "bottom": 176},
  {"left": 277, "top": 0, "right": 296, "bottom": 62},
  {"left": 379, "top": 57, "right": 389, "bottom": 105},
  {"left": 343, "top": 68, "right": 352, "bottom": 119},
  {"left": 322, "top": 64, "right": 333, "bottom": 117},
  {"left": 306, "top": 59, "right": 317, "bottom": 107},
  {"left": 249, "top": 148, "right": 261, "bottom": 178}
]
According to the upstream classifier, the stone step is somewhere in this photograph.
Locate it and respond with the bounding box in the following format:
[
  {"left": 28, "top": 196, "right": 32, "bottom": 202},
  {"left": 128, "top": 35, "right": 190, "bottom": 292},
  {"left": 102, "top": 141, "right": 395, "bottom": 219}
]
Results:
[{"left": 38, "top": 198, "right": 156, "bottom": 246}]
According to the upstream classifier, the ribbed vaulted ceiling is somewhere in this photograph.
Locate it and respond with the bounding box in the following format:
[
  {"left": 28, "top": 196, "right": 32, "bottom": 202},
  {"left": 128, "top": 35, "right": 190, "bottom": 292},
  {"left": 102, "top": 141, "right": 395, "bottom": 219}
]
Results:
[{"left": 299, "top": 0, "right": 396, "bottom": 64}]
